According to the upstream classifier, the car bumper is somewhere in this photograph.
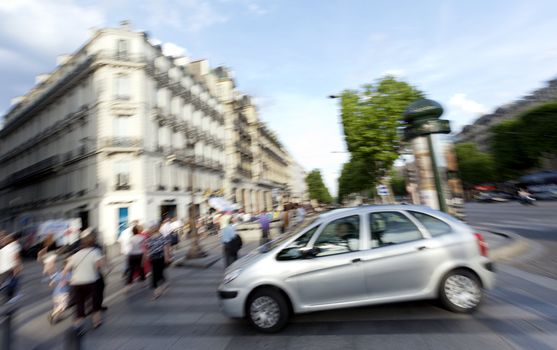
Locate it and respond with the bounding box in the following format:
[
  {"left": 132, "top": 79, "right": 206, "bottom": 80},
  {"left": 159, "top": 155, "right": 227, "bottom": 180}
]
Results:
[
  {"left": 478, "top": 261, "right": 496, "bottom": 290},
  {"left": 217, "top": 285, "right": 246, "bottom": 318}
]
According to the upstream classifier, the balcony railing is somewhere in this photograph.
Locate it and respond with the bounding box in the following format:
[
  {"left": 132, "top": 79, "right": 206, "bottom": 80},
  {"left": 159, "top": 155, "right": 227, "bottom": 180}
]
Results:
[
  {"left": 95, "top": 51, "right": 146, "bottom": 64},
  {"left": 101, "top": 137, "right": 142, "bottom": 148}
]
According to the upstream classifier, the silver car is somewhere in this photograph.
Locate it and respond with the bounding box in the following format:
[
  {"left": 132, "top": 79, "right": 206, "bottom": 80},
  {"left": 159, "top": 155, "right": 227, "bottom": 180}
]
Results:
[{"left": 218, "top": 205, "right": 495, "bottom": 332}]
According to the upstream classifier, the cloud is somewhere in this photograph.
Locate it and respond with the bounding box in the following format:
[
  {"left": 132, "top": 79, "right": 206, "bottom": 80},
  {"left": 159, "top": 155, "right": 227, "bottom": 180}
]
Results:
[
  {"left": 0, "top": 0, "right": 105, "bottom": 58},
  {"left": 144, "top": 0, "right": 228, "bottom": 33},
  {"left": 247, "top": 2, "right": 268, "bottom": 16},
  {"left": 448, "top": 93, "right": 489, "bottom": 115},
  {"left": 162, "top": 42, "right": 190, "bottom": 58}
]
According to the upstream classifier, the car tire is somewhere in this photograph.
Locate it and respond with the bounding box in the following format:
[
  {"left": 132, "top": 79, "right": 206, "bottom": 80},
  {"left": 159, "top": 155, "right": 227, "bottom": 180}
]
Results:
[
  {"left": 246, "top": 288, "right": 290, "bottom": 333},
  {"left": 439, "top": 269, "right": 483, "bottom": 313}
]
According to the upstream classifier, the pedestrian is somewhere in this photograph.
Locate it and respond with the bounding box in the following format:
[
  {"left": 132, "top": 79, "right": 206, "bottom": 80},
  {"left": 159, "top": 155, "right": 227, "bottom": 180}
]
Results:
[
  {"left": 281, "top": 205, "right": 290, "bottom": 233},
  {"left": 92, "top": 231, "right": 109, "bottom": 312},
  {"left": 295, "top": 203, "right": 306, "bottom": 226},
  {"left": 221, "top": 216, "right": 240, "bottom": 267},
  {"left": 124, "top": 225, "right": 146, "bottom": 293},
  {"left": 139, "top": 225, "right": 151, "bottom": 277},
  {"left": 47, "top": 258, "right": 72, "bottom": 324},
  {"left": 168, "top": 216, "right": 182, "bottom": 247},
  {"left": 145, "top": 222, "right": 171, "bottom": 299},
  {"left": 257, "top": 210, "right": 271, "bottom": 246},
  {"left": 64, "top": 229, "right": 104, "bottom": 329},
  {"left": 159, "top": 218, "right": 172, "bottom": 239},
  {"left": 0, "top": 233, "right": 22, "bottom": 303},
  {"left": 118, "top": 220, "right": 137, "bottom": 278}
]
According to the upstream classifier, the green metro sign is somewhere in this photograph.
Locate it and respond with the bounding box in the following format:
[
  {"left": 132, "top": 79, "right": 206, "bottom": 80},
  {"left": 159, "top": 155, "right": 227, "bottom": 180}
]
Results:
[
  {"left": 402, "top": 99, "right": 451, "bottom": 141},
  {"left": 404, "top": 119, "right": 451, "bottom": 139}
]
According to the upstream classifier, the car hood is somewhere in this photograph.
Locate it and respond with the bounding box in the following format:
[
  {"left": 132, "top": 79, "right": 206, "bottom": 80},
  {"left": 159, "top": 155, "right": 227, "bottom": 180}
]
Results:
[{"left": 226, "top": 246, "right": 271, "bottom": 272}]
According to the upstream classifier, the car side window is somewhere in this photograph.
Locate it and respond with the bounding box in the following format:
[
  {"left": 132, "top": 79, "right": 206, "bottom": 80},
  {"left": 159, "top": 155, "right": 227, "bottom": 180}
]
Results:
[
  {"left": 369, "top": 212, "right": 422, "bottom": 247},
  {"left": 276, "top": 226, "right": 319, "bottom": 260},
  {"left": 313, "top": 215, "right": 360, "bottom": 257},
  {"left": 408, "top": 211, "right": 452, "bottom": 237}
]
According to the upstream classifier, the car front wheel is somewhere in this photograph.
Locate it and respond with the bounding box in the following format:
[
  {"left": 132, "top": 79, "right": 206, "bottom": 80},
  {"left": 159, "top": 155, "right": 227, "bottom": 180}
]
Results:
[
  {"left": 440, "top": 269, "right": 483, "bottom": 313},
  {"left": 247, "top": 288, "right": 290, "bottom": 333}
]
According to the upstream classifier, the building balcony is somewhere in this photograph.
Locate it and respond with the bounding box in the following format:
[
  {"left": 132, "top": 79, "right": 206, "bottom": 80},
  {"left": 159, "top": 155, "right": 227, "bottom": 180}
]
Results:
[
  {"left": 101, "top": 137, "right": 142, "bottom": 148},
  {"left": 155, "top": 71, "right": 170, "bottom": 87},
  {"left": 95, "top": 50, "right": 146, "bottom": 64},
  {"left": 0, "top": 155, "right": 60, "bottom": 190},
  {"left": 236, "top": 166, "right": 252, "bottom": 179}
]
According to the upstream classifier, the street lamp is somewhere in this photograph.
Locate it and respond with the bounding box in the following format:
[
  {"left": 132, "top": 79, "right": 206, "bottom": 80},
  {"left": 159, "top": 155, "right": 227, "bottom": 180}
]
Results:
[{"left": 185, "top": 140, "right": 207, "bottom": 259}]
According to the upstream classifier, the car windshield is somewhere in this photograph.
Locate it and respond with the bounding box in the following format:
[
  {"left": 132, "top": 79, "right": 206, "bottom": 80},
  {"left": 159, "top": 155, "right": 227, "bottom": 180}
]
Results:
[{"left": 258, "top": 216, "right": 319, "bottom": 253}]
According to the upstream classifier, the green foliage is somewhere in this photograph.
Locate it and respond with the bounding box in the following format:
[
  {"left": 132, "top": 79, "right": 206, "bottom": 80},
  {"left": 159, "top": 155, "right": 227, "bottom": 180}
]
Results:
[
  {"left": 490, "top": 103, "right": 557, "bottom": 179},
  {"left": 305, "top": 169, "right": 333, "bottom": 204},
  {"left": 338, "top": 158, "right": 370, "bottom": 202},
  {"left": 338, "top": 76, "right": 423, "bottom": 197},
  {"left": 390, "top": 171, "right": 407, "bottom": 197},
  {"left": 454, "top": 143, "right": 497, "bottom": 187}
]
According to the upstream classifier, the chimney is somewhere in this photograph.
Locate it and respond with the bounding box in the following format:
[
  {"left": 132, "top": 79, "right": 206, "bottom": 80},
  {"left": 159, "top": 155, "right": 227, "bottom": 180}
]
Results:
[
  {"left": 57, "top": 54, "right": 72, "bottom": 66},
  {"left": 174, "top": 57, "right": 190, "bottom": 67},
  {"left": 120, "top": 20, "right": 131, "bottom": 30},
  {"left": 35, "top": 74, "right": 50, "bottom": 84},
  {"left": 10, "top": 96, "right": 24, "bottom": 106}
]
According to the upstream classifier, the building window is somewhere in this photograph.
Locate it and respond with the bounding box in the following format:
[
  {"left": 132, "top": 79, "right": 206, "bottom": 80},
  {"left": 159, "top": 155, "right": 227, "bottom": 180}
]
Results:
[
  {"left": 115, "top": 74, "right": 130, "bottom": 100},
  {"left": 114, "top": 115, "right": 130, "bottom": 140},
  {"left": 116, "top": 39, "right": 128, "bottom": 60},
  {"left": 115, "top": 160, "right": 131, "bottom": 190}
]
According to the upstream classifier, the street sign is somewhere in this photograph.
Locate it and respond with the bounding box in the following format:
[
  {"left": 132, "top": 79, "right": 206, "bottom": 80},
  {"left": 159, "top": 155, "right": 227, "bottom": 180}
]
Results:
[
  {"left": 376, "top": 185, "right": 389, "bottom": 196},
  {"left": 403, "top": 119, "right": 451, "bottom": 140}
]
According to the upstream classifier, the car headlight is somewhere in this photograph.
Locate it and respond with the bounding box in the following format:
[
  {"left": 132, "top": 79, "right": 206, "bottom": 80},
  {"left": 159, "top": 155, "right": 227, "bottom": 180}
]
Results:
[{"left": 223, "top": 269, "right": 242, "bottom": 284}]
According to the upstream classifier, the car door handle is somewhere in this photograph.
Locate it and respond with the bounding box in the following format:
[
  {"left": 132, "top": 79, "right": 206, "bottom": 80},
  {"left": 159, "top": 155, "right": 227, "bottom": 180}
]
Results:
[
  {"left": 351, "top": 258, "right": 362, "bottom": 263},
  {"left": 417, "top": 246, "right": 428, "bottom": 251}
]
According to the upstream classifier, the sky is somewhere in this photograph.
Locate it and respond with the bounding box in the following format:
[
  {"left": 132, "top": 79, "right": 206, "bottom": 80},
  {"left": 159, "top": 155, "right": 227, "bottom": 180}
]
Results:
[{"left": 1, "top": 0, "right": 557, "bottom": 196}]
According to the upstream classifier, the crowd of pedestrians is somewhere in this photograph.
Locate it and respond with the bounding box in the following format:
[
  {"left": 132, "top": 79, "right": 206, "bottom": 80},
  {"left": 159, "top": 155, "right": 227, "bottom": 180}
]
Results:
[{"left": 0, "top": 201, "right": 311, "bottom": 336}]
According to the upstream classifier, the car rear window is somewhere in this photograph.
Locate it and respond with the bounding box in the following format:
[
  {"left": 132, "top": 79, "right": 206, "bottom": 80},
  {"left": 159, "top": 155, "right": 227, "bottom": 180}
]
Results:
[{"left": 408, "top": 211, "right": 452, "bottom": 237}]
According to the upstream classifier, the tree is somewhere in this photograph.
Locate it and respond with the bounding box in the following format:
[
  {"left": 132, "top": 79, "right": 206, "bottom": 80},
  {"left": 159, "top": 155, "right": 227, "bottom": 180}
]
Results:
[
  {"left": 337, "top": 157, "right": 370, "bottom": 203},
  {"left": 339, "top": 76, "right": 423, "bottom": 193},
  {"left": 489, "top": 103, "right": 557, "bottom": 180},
  {"left": 390, "top": 170, "right": 407, "bottom": 197},
  {"left": 305, "top": 169, "right": 332, "bottom": 204},
  {"left": 454, "top": 143, "right": 497, "bottom": 188}
]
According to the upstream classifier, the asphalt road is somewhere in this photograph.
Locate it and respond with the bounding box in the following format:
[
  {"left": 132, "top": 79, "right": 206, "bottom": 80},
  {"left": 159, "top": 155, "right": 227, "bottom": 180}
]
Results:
[
  {"left": 8, "top": 202, "right": 557, "bottom": 349},
  {"left": 466, "top": 201, "right": 557, "bottom": 279}
]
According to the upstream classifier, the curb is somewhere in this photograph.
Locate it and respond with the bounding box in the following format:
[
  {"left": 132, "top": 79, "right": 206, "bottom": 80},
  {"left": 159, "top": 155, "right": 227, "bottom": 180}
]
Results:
[{"left": 474, "top": 226, "right": 531, "bottom": 262}]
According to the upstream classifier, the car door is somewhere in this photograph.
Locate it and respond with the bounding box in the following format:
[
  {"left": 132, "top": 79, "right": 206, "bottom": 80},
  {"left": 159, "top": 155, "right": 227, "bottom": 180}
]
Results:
[
  {"left": 285, "top": 214, "right": 368, "bottom": 307},
  {"left": 359, "top": 210, "right": 440, "bottom": 300}
]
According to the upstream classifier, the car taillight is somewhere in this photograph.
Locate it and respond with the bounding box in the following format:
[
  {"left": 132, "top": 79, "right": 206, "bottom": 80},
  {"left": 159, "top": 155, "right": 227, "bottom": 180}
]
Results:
[{"left": 475, "top": 233, "right": 488, "bottom": 257}]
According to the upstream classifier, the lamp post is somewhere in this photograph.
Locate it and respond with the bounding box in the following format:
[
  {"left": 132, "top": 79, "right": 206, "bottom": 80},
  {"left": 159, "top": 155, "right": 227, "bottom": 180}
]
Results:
[{"left": 185, "top": 141, "right": 206, "bottom": 259}]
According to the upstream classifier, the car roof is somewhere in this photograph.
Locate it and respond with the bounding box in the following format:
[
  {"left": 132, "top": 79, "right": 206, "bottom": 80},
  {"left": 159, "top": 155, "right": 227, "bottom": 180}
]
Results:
[{"left": 318, "top": 205, "right": 439, "bottom": 219}]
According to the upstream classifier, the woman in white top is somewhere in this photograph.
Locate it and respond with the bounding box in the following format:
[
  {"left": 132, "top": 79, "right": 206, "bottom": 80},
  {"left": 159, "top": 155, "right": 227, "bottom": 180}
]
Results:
[
  {"left": 0, "top": 233, "right": 22, "bottom": 302},
  {"left": 125, "top": 225, "right": 146, "bottom": 291},
  {"left": 64, "top": 230, "right": 105, "bottom": 328}
]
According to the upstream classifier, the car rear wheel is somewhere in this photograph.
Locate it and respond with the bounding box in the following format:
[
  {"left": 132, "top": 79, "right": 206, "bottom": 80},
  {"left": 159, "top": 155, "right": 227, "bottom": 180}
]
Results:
[
  {"left": 440, "top": 269, "right": 482, "bottom": 313},
  {"left": 247, "top": 288, "right": 290, "bottom": 333}
]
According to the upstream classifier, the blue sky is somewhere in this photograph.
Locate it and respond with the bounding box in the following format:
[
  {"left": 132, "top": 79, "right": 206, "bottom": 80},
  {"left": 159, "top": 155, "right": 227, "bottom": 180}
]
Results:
[{"left": 1, "top": 0, "right": 557, "bottom": 195}]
